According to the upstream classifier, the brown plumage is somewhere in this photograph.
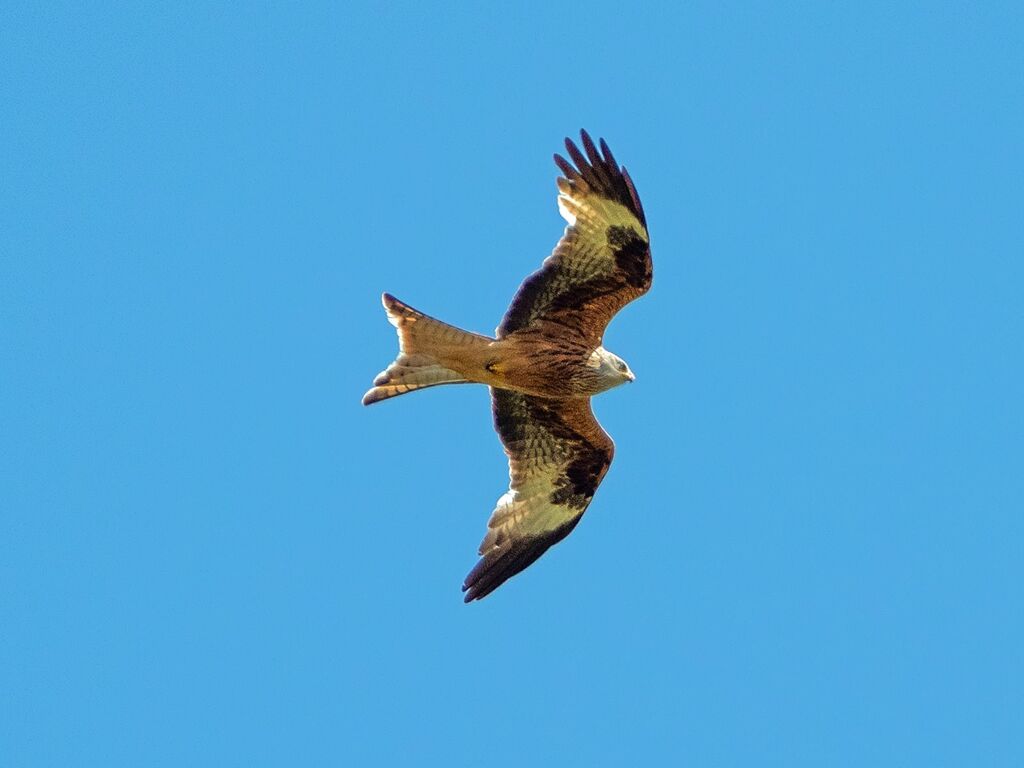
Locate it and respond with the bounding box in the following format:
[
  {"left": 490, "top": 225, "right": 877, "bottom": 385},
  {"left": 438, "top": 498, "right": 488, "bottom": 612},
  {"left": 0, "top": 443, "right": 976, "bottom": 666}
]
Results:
[{"left": 363, "top": 131, "right": 652, "bottom": 601}]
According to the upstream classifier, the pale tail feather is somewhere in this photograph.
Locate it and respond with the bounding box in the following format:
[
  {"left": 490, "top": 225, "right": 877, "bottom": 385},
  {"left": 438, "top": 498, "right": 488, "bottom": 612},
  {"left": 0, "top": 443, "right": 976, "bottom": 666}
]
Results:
[{"left": 362, "top": 293, "right": 491, "bottom": 405}]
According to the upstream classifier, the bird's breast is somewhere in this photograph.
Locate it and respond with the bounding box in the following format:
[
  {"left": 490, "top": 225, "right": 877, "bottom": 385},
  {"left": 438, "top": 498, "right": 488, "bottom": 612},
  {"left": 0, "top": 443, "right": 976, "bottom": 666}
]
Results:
[{"left": 485, "top": 335, "right": 601, "bottom": 398}]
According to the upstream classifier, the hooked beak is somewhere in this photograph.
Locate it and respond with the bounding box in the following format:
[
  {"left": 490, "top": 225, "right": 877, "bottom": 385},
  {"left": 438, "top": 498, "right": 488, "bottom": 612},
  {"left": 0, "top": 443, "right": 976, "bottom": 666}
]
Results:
[{"left": 626, "top": 369, "right": 636, "bottom": 383}]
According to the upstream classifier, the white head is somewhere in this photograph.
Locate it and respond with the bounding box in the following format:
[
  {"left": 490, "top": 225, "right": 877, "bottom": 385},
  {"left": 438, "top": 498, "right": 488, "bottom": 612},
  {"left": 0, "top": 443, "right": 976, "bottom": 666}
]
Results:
[{"left": 586, "top": 346, "right": 636, "bottom": 392}]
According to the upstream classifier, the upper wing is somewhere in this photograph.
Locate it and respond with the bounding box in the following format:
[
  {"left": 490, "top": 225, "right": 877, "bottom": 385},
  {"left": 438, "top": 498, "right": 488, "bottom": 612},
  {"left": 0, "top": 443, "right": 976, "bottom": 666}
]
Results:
[
  {"left": 462, "top": 389, "right": 614, "bottom": 602},
  {"left": 496, "top": 130, "right": 651, "bottom": 344}
]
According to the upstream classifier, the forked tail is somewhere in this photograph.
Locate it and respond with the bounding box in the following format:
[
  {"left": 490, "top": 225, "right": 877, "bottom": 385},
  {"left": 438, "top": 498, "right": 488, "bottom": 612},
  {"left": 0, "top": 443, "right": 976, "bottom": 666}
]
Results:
[{"left": 362, "top": 293, "right": 492, "bottom": 405}]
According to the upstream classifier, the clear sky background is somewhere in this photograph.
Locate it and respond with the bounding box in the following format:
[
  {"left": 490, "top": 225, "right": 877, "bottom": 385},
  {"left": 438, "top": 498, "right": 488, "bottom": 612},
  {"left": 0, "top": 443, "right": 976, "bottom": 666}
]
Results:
[{"left": 3, "top": 2, "right": 1023, "bottom": 766}]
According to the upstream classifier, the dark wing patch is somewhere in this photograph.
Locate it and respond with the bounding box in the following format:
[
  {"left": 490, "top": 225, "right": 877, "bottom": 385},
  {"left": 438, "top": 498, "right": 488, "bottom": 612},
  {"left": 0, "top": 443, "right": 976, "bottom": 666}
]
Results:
[
  {"left": 462, "top": 389, "right": 614, "bottom": 602},
  {"left": 608, "top": 225, "right": 650, "bottom": 288},
  {"left": 497, "top": 130, "right": 651, "bottom": 343}
]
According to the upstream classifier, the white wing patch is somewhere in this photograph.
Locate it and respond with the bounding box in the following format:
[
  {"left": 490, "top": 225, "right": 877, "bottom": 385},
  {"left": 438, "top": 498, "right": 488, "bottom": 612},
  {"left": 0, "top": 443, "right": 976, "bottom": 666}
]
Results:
[
  {"left": 481, "top": 429, "right": 574, "bottom": 551},
  {"left": 557, "top": 179, "right": 648, "bottom": 241}
]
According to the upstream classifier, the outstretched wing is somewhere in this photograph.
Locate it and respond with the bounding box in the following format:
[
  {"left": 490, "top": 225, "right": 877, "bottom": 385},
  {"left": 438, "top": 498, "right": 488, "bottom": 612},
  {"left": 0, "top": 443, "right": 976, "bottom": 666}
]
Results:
[
  {"left": 496, "top": 130, "right": 651, "bottom": 344},
  {"left": 462, "top": 389, "right": 614, "bottom": 602}
]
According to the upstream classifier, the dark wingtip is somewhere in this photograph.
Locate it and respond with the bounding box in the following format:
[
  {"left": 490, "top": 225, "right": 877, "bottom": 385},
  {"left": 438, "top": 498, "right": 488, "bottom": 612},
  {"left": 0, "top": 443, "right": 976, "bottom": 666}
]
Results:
[
  {"left": 552, "top": 131, "right": 646, "bottom": 227},
  {"left": 460, "top": 518, "right": 582, "bottom": 603},
  {"left": 599, "top": 137, "right": 617, "bottom": 167},
  {"left": 461, "top": 578, "right": 483, "bottom": 603},
  {"left": 580, "top": 130, "right": 600, "bottom": 164},
  {"left": 461, "top": 558, "right": 494, "bottom": 602},
  {"left": 461, "top": 580, "right": 494, "bottom": 603},
  {"left": 564, "top": 135, "right": 588, "bottom": 170},
  {"left": 554, "top": 153, "right": 576, "bottom": 179}
]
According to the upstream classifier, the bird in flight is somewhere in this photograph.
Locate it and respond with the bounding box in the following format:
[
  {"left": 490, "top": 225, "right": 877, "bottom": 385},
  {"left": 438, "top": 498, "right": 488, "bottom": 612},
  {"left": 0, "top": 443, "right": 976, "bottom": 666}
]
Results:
[{"left": 363, "top": 130, "right": 651, "bottom": 601}]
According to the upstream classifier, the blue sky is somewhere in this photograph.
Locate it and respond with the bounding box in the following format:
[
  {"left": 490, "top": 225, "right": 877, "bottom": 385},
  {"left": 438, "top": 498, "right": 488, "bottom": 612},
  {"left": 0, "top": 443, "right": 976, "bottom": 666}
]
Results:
[{"left": 3, "top": 2, "right": 1022, "bottom": 766}]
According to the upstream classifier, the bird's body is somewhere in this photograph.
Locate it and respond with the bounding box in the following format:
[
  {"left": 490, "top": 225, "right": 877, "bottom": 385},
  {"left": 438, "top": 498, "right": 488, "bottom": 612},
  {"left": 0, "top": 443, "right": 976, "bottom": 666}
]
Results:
[
  {"left": 367, "top": 308, "right": 630, "bottom": 400},
  {"left": 488, "top": 331, "right": 634, "bottom": 399},
  {"left": 363, "top": 131, "right": 651, "bottom": 601}
]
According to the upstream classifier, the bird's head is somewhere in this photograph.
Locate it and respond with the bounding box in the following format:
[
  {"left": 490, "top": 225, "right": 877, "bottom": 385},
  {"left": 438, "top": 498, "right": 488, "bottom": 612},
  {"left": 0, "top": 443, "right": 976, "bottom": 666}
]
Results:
[{"left": 587, "top": 346, "right": 636, "bottom": 391}]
